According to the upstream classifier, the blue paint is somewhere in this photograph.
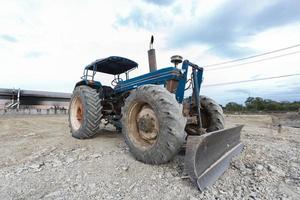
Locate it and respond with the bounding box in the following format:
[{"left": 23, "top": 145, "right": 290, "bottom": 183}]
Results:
[
  {"left": 175, "top": 60, "right": 189, "bottom": 103},
  {"left": 77, "top": 57, "right": 204, "bottom": 106},
  {"left": 115, "top": 60, "right": 203, "bottom": 104},
  {"left": 114, "top": 67, "right": 183, "bottom": 93}
]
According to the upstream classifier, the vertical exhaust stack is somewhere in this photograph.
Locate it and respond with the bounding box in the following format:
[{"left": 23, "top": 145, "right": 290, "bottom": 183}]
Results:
[{"left": 148, "top": 35, "right": 157, "bottom": 72}]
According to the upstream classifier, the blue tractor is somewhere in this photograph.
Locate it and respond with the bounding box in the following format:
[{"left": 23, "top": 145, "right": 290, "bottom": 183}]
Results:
[{"left": 68, "top": 37, "right": 243, "bottom": 191}]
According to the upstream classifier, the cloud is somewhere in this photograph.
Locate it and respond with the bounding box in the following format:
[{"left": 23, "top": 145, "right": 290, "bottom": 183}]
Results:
[
  {"left": 0, "top": 34, "right": 18, "bottom": 43},
  {"left": 25, "top": 51, "right": 44, "bottom": 58},
  {"left": 170, "top": 0, "right": 300, "bottom": 57},
  {"left": 0, "top": 0, "right": 299, "bottom": 105},
  {"left": 116, "top": 0, "right": 300, "bottom": 57},
  {"left": 143, "top": 0, "right": 174, "bottom": 6},
  {"left": 262, "top": 86, "right": 300, "bottom": 102},
  {"left": 116, "top": 8, "right": 168, "bottom": 30},
  {"left": 248, "top": 0, "right": 300, "bottom": 32},
  {"left": 250, "top": 74, "right": 262, "bottom": 79},
  {"left": 225, "top": 81, "right": 300, "bottom": 103},
  {"left": 285, "top": 84, "right": 300, "bottom": 95},
  {"left": 206, "top": 44, "right": 254, "bottom": 58},
  {"left": 228, "top": 88, "right": 251, "bottom": 95}
]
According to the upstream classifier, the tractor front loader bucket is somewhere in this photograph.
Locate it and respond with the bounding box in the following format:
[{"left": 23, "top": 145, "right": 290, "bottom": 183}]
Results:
[{"left": 184, "top": 125, "right": 244, "bottom": 191}]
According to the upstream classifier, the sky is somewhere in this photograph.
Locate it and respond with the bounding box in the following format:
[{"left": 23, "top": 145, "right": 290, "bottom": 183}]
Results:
[{"left": 0, "top": 0, "right": 300, "bottom": 105}]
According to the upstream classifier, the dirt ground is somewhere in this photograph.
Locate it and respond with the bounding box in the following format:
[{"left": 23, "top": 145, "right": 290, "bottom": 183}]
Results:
[{"left": 0, "top": 114, "right": 299, "bottom": 200}]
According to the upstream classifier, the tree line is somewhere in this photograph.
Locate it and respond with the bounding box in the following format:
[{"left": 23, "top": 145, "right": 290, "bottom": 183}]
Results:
[{"left": 223, "top": 97, "right": 300, "bottom": 112}]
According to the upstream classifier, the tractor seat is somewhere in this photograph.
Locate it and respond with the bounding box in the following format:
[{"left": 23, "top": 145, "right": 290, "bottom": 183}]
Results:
[{"left": 102, "top": 85, "right": 114, "bottom": 98}]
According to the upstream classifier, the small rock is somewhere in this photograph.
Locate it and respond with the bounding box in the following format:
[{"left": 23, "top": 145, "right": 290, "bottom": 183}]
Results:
[
  {"left": 24, "top": 132, "right": 36, "bottom": 137},
  {"left": 90, "top": 154, "right": 102, "bottom": 158},
  {"left": 78, "top": 154, "right": 88, "bottom": 160},
  {"left": 74, "top": 184, "right": 82, "bottom": 192},
  {"left": 90, "top": 190, "right": 97, "bottom": 195},
  {"left": 235, "top": 186, "right": 242, "bottom": 192},
  {"left": 129, "top": 183, "right": 136, "bottom": 191},
  {"left": 232, "top": 160, "right": 246, "bottom": 171},
  {"left": 52, "top": 160, "right": 63, "bottom": 167},
  {"left": 122, "top": 165, "right": 129, "bottom": 171},
  {"left": 66, "top": 157, "right": 75, "bottom": 164},
  {"left": 44, "top": 190, "right": 61, "bottom": 198},
  {"left": 158, "top": 173, "right": 163, "bottom": 179},
  {"left": 189, "top": 196, "right": 198, "bottom": 200},
  {"left": 267, "top": 164, "right": 276, "bottom": 171},
  {"left": 255, "top": 164, "right": 264, "bottom": 171},
  {"left": 250, "top": 191, "right": 257, "bottom": 198},
  {"left": 16, "top": 167, "right": 26, "bottom": 174},
  {"left": 267, "top": 164, "right": 285, "bottom": 176},
  {"left": 113, "top": 182, "right": 119, "bottom": 185},
  {"left": 165, "top": 172, "right": 173, "bottom": 178},
  {"left": 30, "top": 162, "right": 45, "bottom": 170},
  {"left": 89, "top": 183, "right": 96, "bottom": 189}
]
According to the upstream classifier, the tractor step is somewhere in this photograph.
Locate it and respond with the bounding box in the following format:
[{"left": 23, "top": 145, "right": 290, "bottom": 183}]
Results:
[{"left": 184, "top": 125, "right": 244, "bottom": 191}]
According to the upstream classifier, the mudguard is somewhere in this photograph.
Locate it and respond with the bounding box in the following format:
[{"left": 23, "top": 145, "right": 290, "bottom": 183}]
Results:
[
  {"left": 75, "top": 80, "right": 102, "bottom": 90},
  {"left": 184, "top": 125, "right": 244, "bottom": 191}
]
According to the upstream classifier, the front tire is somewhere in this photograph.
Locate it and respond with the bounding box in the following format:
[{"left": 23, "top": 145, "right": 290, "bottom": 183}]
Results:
[
  {"left": 68, "top": 85, "right": 102, "bottom": 139},
  {"left": 184, "top": 95, "right": 225, "bottom": 134},
  {"left": 200, "top": 95, "right": 224, "bottom": 132},
  {"left": 121, "top": 85, "right": 186, "bottom": 164}
]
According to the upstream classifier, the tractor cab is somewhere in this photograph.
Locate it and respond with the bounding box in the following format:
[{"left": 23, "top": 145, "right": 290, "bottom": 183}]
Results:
[{"left": 81, "top": 56, "right": 138, "bottom": 87}]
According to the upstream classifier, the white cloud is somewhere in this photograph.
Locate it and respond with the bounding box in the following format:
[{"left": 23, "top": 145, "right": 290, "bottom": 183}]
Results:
[{"left": 0, "top": 0, "right": 299, "bottom": 104}]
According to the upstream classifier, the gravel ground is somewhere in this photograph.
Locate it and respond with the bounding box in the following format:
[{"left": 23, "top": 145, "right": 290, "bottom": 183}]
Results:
[{"left": 0, "top": 114, "right": 299, "bottom": 200}]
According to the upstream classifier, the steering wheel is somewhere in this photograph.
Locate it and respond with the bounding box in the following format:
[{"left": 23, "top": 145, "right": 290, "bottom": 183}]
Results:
[{"left": 111, "top": 77, "right": 123, "bottom": 86}]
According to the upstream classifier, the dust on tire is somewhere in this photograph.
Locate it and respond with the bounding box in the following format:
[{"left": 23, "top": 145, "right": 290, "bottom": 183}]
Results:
[
  {"left": 68, "top": 85, "right": 102, "bottom": 139},
  {"left": 121, "top": 84, "right": 186, "bottom": 164}
]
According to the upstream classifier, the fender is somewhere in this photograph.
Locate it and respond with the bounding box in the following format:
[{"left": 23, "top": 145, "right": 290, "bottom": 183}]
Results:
[{"left": 74, "top": 80, "right": 102, "bottom": 90}]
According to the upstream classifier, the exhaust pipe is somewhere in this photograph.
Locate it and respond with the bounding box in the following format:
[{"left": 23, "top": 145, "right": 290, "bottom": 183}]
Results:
[{"left": 148, "top": 35, "right": 157, "bottom": 72}]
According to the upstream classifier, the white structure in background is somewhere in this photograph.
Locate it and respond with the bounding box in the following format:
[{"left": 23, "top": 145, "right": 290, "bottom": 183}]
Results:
[
  {"left": 5, "top": 88, "right": 20, "bottom": 109},
  {"left": 0, "top": 88, "right": 71, "bottom": 115}
]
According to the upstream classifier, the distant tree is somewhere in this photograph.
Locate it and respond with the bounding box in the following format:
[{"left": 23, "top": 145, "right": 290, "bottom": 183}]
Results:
[
  {"left": 245, "top": 97, "right": 265, "bottom": 111},
  {"left": 264, "top": 99, "right": 281, "bottom": 111},
  {"left": 225, "top": 102, "right": 244, "bottom": 112},
  {"left": 225, "top": 97, "right": 300, "bottom": 113},
  {"left": 287, "top": 101, "right": 300, "bottom": 111}
]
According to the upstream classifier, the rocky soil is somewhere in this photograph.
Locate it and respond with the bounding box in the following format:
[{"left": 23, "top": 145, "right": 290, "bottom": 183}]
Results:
[{"left": 0, "top": 114, "right": 299, "bottom": 199}]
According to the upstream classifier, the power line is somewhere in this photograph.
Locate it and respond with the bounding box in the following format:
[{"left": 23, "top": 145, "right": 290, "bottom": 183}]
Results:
[
  {"left": 206, "top": 50, "right": 300, "bottom": 71},
  {"left": 202, "top": 43, "right": 300, "bottom": 68},
  {"left": 203, "top": 73, "right": 300, "bottom": 87},
  {"left": 225, "top": 93, "right": 300, "bottom": 98}
]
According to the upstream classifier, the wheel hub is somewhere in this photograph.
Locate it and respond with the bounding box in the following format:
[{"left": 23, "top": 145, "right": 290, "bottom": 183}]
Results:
[
  {"left": 76, "top": 106, "right": 83, "bottom": 122},
  {"left": 136, "top": 105, "right": 158, "bottom": 142},
  {"left": 138, "top": 116, "right": 155, "bottom": 133},
  {"left": 70, "top": 96, "right": 83, "bottom": 131},
  {"left": 127, "top": 102, "right": 159, "bottom": 149}
]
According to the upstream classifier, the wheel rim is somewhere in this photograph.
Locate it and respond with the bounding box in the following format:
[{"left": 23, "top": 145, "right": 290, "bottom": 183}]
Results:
[
  {"left": 127, "top": 102, "right": 159, "bottom": 150},
  {"left": 70, "top": 96, "right": 83, "bottom": 131}
]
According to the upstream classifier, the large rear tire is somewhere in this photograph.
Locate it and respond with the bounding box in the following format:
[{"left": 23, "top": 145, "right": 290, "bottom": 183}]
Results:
[
  {"left": 121, "top": 85, "right": 186, "bottom": 164},
  {"left": 68, "top": 85, "right": 102, "bottom": 139}
]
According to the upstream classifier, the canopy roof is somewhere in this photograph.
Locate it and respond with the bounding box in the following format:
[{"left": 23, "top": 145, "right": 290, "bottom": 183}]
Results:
[{"left": 85, "top": 56, "right": 138, "bottom": 75}]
